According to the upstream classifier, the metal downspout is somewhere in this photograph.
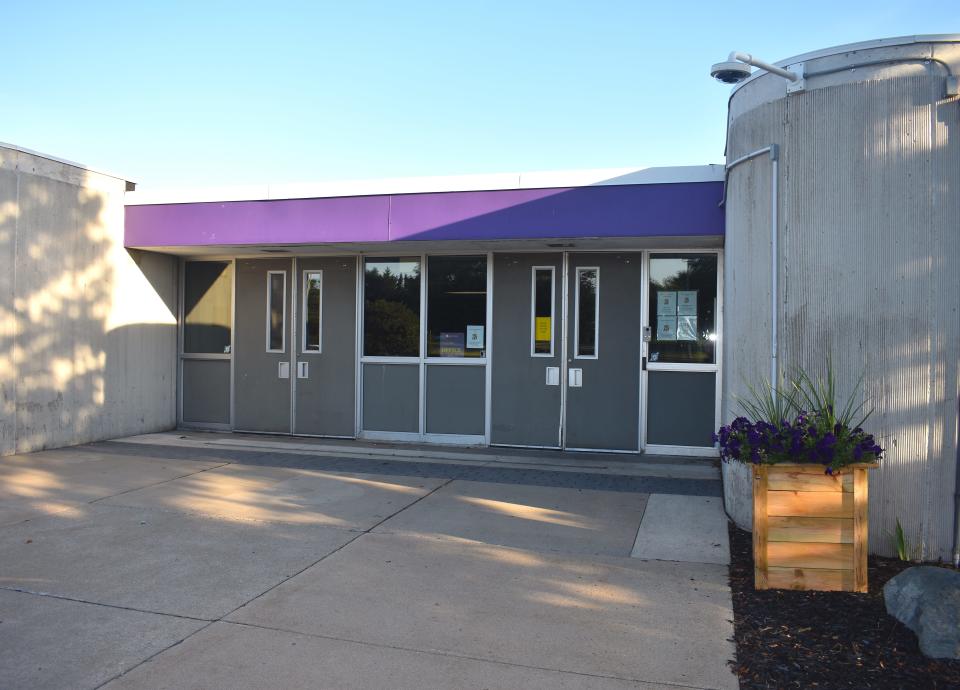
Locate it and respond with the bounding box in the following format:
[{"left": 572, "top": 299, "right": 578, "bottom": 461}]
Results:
[
  {"left": 721, "top": 144, "right": 781, "bottom": 393},
  {"left": 718, "top": 144, "right": 780, "bottom": 527},
  {"left": 954, "top": 393, "right": 960, "bottom": 567}
]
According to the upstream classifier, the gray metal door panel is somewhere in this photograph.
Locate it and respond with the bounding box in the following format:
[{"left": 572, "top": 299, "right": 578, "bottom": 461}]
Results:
[
  {"left": 294, "top": 257, "right": 357, "bottom": 436},
  {"left": 491, "top": 253, "right": 563, "bottom": 447},
  {"left": 234, "top": 258, "right": 292, "bottom": 432},
  {"left": 646, "top": 371, "right": 716, "bottom": 446},
  {"left": 565, "top": 253, "right": 642, "bottom": 450},
  {"left": 362, "top": 363, "right": 420, "bottom": 433},
  {"left": 425, "top": 365, "right": 485, "bottom": 436}
]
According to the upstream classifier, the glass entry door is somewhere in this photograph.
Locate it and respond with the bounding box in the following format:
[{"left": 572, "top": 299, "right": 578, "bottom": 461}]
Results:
[{"left": 643, "top": 253, "right": 721, "bottom": 454}]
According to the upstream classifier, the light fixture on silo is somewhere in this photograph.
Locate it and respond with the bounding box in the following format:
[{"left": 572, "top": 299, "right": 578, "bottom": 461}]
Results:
[{"left": 711, "top": 52, "right": 804, "bottom": 92}]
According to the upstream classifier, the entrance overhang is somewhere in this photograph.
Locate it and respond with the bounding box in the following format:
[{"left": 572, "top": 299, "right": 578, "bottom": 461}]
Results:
[{"left": 125, "top": 166, "right": 725, "bottom": 254}]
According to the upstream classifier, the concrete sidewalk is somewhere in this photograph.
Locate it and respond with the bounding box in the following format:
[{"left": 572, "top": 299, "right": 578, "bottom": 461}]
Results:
[
  {"left": 122, "top": 430, "right": 722, "bottom": 480},
  {"left": 0, "top": 435, "right": 736, "bottom": 689}
]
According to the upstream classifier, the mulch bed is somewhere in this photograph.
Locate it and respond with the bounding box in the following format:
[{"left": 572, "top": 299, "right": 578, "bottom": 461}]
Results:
[{"left": 728, "top": 523, "right": 960, "bottom": 689}]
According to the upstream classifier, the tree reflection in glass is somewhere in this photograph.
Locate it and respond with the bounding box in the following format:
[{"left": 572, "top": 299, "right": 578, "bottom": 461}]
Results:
[{"left": 364, "top": 258, "right": 421, "bottom": 356}]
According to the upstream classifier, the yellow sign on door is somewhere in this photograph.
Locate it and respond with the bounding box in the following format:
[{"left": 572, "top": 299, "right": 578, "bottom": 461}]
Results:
[{"left": 535, "top": 316, "right": 551, "bottom": 342}]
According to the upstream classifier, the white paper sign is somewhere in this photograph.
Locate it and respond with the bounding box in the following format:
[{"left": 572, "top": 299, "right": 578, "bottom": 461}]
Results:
[
  {"left": 677, "top": 291, "right": 697, "bottom": 316},
  {"left": 466, "top": 325, "right": 484, "bottom": 349},
  {"left": 656, "top": 291, "right": 677, "bottom": 316},
  {"left": 657, "top": 316, "right": 677, "bottom": 341},
  {"left": 677, "top": 315, "right": 697, "bottom": 341}
]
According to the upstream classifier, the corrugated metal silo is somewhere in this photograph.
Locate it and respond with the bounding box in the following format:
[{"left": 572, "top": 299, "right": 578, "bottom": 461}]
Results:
[{"left": 721, "top": 36, "right": 960, "bottom": 562}]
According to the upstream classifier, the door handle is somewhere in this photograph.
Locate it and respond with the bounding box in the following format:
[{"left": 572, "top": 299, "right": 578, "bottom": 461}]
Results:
[
  {"left": 278, "top": 361, "right": 290, "bottom": 379},
  {"left": 297, "top": 361, "right": 309, "bottom": 379},
  {"left": 545, "top": 367, "right": 560, "bottom": 386},
  {"left": 568, "top": 368, "right": 582, "bottom": 387}
]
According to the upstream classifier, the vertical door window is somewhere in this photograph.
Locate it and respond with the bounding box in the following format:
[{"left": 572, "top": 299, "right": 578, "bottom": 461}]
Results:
[
  {"left": 575, "top": 267, "right": 599, "bottom": 358},
  {"left": 183, "top": 261, "right": 233, "bottom": 354},
  {"left": 426, "top": 255, "right": 487, "bottom": 358},
  {"left": 363, "top": 257, "right": 421, "bottom": 357},
  {"left": 266, "top": 271, "right": 286, "bottom": 352},
  {"left": 648, "top": 254, "right": 718, "bottom": 364},
  {"left": 531, "top": 266, "right": 554, "bottom": 356},
  {"left": 302, "top": 271, "right": 322, "bottom": 353}
]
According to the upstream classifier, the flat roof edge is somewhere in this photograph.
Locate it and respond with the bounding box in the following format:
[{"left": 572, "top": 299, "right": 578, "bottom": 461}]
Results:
[
  {"left": 124, "top": 165, "right": 725, "bottom": 206},
  {"left": 0, "top": 141, "right": 133, "bottom": 185}
]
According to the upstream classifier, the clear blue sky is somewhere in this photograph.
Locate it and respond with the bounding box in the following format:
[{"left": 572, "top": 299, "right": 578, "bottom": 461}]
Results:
[{"left": 6, "top": 2, "right": 956, "bottom": 188}]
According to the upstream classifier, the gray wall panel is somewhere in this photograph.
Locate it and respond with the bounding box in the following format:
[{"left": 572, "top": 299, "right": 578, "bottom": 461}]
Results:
[
  {"left": 724, "top": 41, "right": 960, "bottom": 560},
  {"left": 426, "top": 365, "right": 485, "bottom": 436},
  {"left": 647, "top": 371, "right": 715, "bottom": 447},
  {"left": 182, "top": 359, "right": 231, "bottom": 424},
  {"left": 362, "top": 363, "right": 419, "bottom": 433}
]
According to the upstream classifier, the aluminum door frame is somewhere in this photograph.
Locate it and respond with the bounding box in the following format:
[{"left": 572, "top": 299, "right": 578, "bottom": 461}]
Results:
[
  {"left": 641, "top": 248, "right": 724, "bottom": 457},
  {"left": 176, "top": 257, "right": 235, "bottom": 431},
  {"left": 356, "top": 250, "right": 492, "bottom": 446}
]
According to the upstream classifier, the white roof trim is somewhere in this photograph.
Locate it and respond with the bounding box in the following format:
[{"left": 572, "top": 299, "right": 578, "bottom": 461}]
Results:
[
  {"left": 0, "top": 141, "right": 132, "bottom": 183},
  {"left": 124, "top": 165, "right": 725, "bottom": 206},
  {"left": 730, "top": 33, "right": 960, "bottom": 93}
]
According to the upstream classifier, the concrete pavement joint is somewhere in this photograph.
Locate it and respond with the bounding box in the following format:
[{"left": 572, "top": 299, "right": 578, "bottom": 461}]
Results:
[
  {"left": 88, "top": 499, "right": 372, "bottom": 533},
  {"left": 92, "top": 621, "right": 217, "bottom": 690},
  {"left": 221, "top": 618, "right": 723, "bottom": 690},
  {"left": 0, "top": 586, "right": 213, "bottom": 623},
  {"left": 87, "top": 461, "right": 232, "bottom": 505},
  {"left": 0, "top": 503, "right": 88, "bottom": 531},
  {"left": 92, "top": 477, "right": 457, "bottom": 689},
  {"left": 0, "top": 461, "right": 232, "bottom": 533}
]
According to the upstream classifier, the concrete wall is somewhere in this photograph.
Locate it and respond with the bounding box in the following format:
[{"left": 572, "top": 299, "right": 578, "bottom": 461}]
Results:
[
  {"left": 722, "top": 40, "right": 960, "bottom": 561},
  {"left": 0, "top": 144, "right": 178, "bottom": 454}
]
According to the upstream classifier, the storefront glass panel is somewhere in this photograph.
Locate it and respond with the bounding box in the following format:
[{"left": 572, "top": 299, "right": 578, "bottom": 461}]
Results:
[
  {"left": 363, "top": 257, "right": 421, "bottom": 357},
  {"left": 426, "top": 255, "right": 487, "bottom": 358}
]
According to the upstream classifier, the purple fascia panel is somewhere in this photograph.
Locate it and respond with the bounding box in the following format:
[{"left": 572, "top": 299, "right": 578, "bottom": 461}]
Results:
[
  {"left": 125, "top": 195, "right": 391, "bottom": 247},
  {"left": 388, "top": 183, "right": 723, "bottom": 241},
  {"left": 125, "top": 182, "right": 723, "bottom": 248}
]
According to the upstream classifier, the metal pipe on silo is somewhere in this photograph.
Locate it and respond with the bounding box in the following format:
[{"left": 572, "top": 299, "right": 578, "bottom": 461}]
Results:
[{"left": 723, "top": 144, "right": 780, "bottom": 395}]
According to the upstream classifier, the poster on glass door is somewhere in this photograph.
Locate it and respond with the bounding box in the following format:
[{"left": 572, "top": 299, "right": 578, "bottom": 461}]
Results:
[{"left": 656, "top": 290, "right": 697, "bottom": 342}]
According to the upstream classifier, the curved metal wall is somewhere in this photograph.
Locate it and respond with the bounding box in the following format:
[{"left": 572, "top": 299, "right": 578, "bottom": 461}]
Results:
[{"left": 722, "top": 41, "right": 960, "bottom": 561}]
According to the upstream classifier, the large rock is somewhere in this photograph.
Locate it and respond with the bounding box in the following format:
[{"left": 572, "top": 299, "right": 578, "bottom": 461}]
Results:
[{"left": 883, "top": 566, "right": 960, "bottom": 659}]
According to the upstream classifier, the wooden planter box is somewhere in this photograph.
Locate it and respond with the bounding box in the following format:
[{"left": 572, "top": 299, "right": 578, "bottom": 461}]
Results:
[{"left": 752, "top": 463, "right": 877, "bottom": 592}]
